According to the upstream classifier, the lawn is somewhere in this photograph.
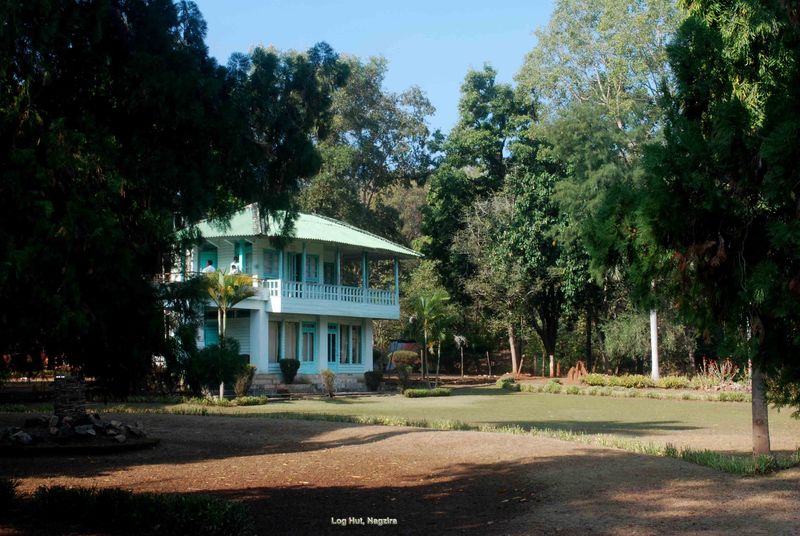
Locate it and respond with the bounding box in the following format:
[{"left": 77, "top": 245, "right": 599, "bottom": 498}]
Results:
[{"left": 113, "top": 386, "right": 800, "bottom": 454}]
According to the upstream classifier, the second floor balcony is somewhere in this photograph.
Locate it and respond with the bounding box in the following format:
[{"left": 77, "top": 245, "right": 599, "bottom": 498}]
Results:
[{"left": 256, "top": 278, "right": 399, "bottom": 319}]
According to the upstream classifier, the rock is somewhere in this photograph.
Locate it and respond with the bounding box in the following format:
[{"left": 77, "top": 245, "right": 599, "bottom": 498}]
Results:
[
  {"left": 49, "top": 415, "right": 60, "bottom": 428},
  {"left": 106, "top": 427, "right": 121, "bottom": 436},
  {"left": 24, "top": 416, "right": 48, "bottom": 428},
  {"left": 56, "top": 424, "right": 74, "bottom": 440},
  {"left": 113, "top": 434, "right": 127, "bottom": 443},
  {"left": 10, "top": 431, "right": 33, "bottom": 445},
  {"left": 124, "top": 424, "right": 146, "bottom": 438},
  {"left": 110, "top": 420, "right": 123, "bottom": 428},
  {"left": 74, "top": 424, "right": 96, "bottom": 436},
  {"left": 49, "top": 427, "right": 59, "bottom": 436}
]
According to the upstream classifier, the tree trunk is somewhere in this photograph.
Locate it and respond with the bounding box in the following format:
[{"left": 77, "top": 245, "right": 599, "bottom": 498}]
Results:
[
  {"left": 435, "top": 342, "right": 441, "bottom": 387},
  {"left": 486, "top": 351, "right": 492, "bottom": 377},
  {"left": 422, "top": 329, "right": 428, "bottom": 379},
  {"left": 650, "top": 308, "right": 660, "bottom": 380},
  {"left": 549, "top": 355, "right": 554, "bottom": 377},
  {"left": 460, "top": 347, "right": 464, "bottom": 378},
  {"left": 219, "top": 382, "right": 224, "bottom": 400},
  {"left": 585, "top": 306, "right": 594, "bottom": 372},
  {"left": 508, "top": 325, "right": 519, "bottom": 376},
  {"left": 751, "top": 363, "right": 771, "bottom": 456}
]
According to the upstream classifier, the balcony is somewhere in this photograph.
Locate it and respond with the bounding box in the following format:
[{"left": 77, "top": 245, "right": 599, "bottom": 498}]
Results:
[{"left": 256, "top": 279, "right": 399, "bottom": 320}]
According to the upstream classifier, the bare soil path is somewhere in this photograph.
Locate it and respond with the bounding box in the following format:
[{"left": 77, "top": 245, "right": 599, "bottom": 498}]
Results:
[{"left": 1, "top": 413, "right": 798, "bottom": 535}]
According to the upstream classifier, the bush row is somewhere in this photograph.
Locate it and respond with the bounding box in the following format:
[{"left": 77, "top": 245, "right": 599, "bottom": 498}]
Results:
[{"left": 403, "top": 388, "right": 452, "bottom": 398}]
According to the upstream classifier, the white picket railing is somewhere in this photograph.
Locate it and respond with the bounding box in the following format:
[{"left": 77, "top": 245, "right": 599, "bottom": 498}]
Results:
[{"left": 258, "top": 279, "right": 396, "bottom": 306}]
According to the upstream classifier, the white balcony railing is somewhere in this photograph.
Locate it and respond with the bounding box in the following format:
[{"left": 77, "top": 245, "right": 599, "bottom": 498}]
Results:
[{"left": 259, "top": 279, "right": 396, "bottom": 306}]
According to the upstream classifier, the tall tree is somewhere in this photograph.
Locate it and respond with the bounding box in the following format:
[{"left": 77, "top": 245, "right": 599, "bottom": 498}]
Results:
[
  {"left": 637, "top": 0, "right": 800, "bottom": 455},
  {"left": 423, "top": 66, "right": 534, "bottom": 301},
  {"left": 0, "top": 1, "right": 343, "bottom": 394},
  {"left": 299, "top": 56, "right": 433, "bottom": 240},
  {"left": 517, "top": 0, "right": 685, "bottom": 378}
]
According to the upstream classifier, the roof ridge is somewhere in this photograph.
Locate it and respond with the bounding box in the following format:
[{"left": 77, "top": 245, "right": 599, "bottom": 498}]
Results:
[{"left": 304, "top": 212, "right": 419, "bottom": 256}]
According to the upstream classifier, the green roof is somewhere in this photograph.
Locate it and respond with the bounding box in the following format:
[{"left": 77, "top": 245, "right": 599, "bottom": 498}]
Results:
[{"left": 196, "top": 205, "right": 422, "bottom": 259}]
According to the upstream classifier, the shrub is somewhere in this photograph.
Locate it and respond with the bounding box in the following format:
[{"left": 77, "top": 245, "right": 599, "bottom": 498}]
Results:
[
  {"left": 656, "top": 375, "right": 691, "bottom": 389},
  {"left": 391, "top": 350, "right": 419, "bottom": 368},
  {"left": 615, "top": 375, "right": 655, "bottom": 389},
  {"left": 364, "top": 371, "right": 383, "bottom": 392},
  {"left": 29, "top": 485, "right": 254, "bottom": 535},
  {"left": 583, "top": 373, "right": 609, "bottom": 386},
  {"left": 184, "top": 339, "right": 245, "bottom": 395},
  {"left": 234, "top": 365, "right": 257, "bottom": 398},
  {"left": 232, "top": 396, "right": 269, "bottom": 406},
  {"left": 404, "top": 388, "right": 451, "bottom": 398},
  {"left": 395, "top": 365, "right": 412, "bottom": 393},
  {"left": 0, "top": 478, "right": 18, "bottom": 505},
  {"left": 321, "top": 369, "right": 335, "bottom": 398},
  {"left": 565, "top": 386, "right": 581, "bottom": 395},
  {"left": 718, "top": 392, "right": 749, "bottom": 402},
  {"left": 542, "top": 380, "right": 563, "bottom": 394},
  {"left": 278, "top": 359, "right": 300, "bottom": 384},
  {"left": 496, "top": 376, "right": 520, "bottom": 391}
]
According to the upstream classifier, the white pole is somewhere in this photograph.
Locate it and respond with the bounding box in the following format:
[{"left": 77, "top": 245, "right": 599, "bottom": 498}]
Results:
[{"left": 650, "top": 308, "right": 660, "bottom": 380}]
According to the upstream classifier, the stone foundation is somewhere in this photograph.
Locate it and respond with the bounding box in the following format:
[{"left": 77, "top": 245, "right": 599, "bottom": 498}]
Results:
[{"left": 250, "top": 373, "right": 367, "bottom": 394}]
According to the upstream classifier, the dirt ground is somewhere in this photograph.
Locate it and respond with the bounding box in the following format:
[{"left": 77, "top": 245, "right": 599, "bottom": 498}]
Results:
[{"left": 1, "top": 413, "right": 799, "bottom": 535}]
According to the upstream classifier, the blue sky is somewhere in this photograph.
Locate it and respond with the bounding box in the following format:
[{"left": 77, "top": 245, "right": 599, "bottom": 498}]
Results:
[{"left": 193, "top": 0, "right": 555, "bottom": 133}]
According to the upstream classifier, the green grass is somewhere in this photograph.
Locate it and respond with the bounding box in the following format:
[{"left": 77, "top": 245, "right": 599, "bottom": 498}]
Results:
[{"left": 79, "top": 385, "right": 800, "bottom": 476}]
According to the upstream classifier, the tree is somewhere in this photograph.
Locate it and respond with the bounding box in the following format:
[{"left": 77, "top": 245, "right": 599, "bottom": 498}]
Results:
[
  {"left": 517, "top": 0, "right": 685, "bottom": 379},
  {"left": 205, "top": 271, "right": 255, "bottom": 398},
  {"left": 299, "top": 56, "right": 434, "bottom": 240},
  {"left": 636, "top": 0, "right": 800, "bottom": 455},
  {"left": 423, "top": 66, "right": 534, "bottom": 302},
  {"left": 0, "top": 1, "right": 344, "bottom": 395},
  {"left": 410, "top": 289, "right": 451, "bottom": 381}
]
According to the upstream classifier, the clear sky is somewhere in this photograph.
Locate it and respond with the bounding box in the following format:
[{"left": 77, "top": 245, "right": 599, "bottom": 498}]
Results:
[{"left": 193, "top": 0, "right": 555, "bottom": 134}]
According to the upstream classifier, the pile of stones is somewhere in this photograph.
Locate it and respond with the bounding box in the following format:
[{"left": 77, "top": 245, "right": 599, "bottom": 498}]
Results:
[
  {"left": 2, "top": 375, "right": 149, "bottom": 449},
  {"left": 2, "top": 413, "right": 147, "bottom": 446}
]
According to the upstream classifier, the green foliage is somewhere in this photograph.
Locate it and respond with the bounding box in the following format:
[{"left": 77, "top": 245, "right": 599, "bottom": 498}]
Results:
[
  {"left": 633, "top": 0, "right": 800, "bottom": 417},
  {"left": 403, "top": 388, "right": 452, "bottom": 398},
  {"left": 542, "top": 380, "right": 563, "bottom": 394},
  {"left": 184, "top": 396, "right": 268, "bottom": 407},
  {"left": 299, "top": 56, "right": 434, "bottom": 240},
  {"left": 364, "top": 371, "right": 383, "bottom": 392},
  {"left": 186, "top": 339, "right": 245, "bottom": 395},
  {"left": 656, "top": 376, "right": 691, "bottom": 389},
  {"left": 234, "top": 365, "right": 257, "bottom": 398},
  {"left": 27, "top": 486, "right": 254, "bottom": 535},
  {"left": 278, "top": 359, "right": 300, "bottom": 384},
  {"left": 321, "top": 369, "right": 336, "bottom": 398},
  {"left": 582, "top": 374, "right": 655, "bottom": 389},
  {"left": 496, "top": 377, "right": 522, "bottom": 392},
  {"left": 395, "top": 365, "right": 412, "bottom": 393},
  {"left": 602, "top": 310, "right": 696, "bottom": 374},
  {"left": 0, "top": 2, "right": 344, "bottom": 396}
]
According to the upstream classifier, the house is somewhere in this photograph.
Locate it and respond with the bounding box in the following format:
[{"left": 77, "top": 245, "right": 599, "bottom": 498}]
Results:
[{"left": 191, "top": 204, "right": 421, "bottom": 392}]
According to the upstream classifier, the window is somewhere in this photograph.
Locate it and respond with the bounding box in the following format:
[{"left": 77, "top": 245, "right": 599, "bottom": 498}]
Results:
[
  {"left": 351, "top": 326, "right": 361, "bottom": 364},
  {"left": 284, "top": 322, "right": 298, "bottom": 360},
  {"left": 286, "top": 253, "right": 302, "bottom": 282},
  {"left": 339, "top": 325, "right": 350, "bottom": 364},
  {"left": 302, "top": 322, "right": 316, "bottom": 362},
  {"left": 263, "top": 249, "right": 279, "bottom": 279},
  {"left": 324, "top": 262, "right": 336, "bottom": 285},
  {"left": 327, "top": 324, "right": 338, "bottom": 363},
  {"left": 268, "top": 321, "right": 280, "bottom": 362},
  {"left": 306, "top": 255, "right": 319, "bottom": 283}
]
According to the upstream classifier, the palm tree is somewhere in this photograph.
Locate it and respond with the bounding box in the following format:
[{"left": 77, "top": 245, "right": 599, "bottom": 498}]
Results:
[
  {"left": 412, "top": 289, "right": 450, "bottom": 381},
  {"left": 454, "top": 335, "right": 468, "bottom": 378},
  {"left": 205, "top": 270, "right": 255, "bottom": 398}
]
